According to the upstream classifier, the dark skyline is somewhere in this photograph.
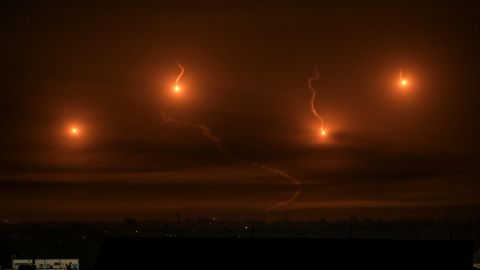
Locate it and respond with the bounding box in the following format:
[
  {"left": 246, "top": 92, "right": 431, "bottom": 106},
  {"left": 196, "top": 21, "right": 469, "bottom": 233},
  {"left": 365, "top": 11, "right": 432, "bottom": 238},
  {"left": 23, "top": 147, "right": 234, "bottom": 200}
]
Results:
[{"left": 1, "top": 1, "right": 480, "bottom": 220}]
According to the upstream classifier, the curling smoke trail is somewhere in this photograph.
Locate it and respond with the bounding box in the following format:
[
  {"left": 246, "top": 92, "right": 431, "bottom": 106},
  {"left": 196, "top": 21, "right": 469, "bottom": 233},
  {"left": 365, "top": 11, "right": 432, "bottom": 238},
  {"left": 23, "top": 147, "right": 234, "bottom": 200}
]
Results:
[
  {"left": 161, "top": 112, "right": 301, "bottom": 212},
  {"left": 307, "top": 67, "right": 326, "bottom": 134},
  {"left": 175, "top": 64, "right": 185, "bottom": 88}
]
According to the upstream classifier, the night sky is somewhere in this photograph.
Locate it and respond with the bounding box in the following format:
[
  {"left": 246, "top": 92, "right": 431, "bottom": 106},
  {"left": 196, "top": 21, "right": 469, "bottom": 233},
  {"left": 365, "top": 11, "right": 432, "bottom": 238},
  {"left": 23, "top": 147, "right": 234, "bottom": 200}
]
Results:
[{"left": 1, "top": 2, "right": 480, "bottom": 221}]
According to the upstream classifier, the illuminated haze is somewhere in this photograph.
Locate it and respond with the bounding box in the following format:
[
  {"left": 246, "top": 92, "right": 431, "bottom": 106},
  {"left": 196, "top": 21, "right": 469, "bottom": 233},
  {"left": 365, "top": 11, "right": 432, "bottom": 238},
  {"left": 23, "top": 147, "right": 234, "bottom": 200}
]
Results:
[{"left": 0, "top": 2, "right": 480, "bottom": 221}]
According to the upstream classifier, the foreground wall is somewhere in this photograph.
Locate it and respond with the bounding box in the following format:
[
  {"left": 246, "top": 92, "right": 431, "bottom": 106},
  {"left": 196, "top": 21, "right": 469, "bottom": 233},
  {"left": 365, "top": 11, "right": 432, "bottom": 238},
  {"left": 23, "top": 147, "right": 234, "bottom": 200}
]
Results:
[{"left": 95, "top": 237, "right": 473, "bottom": 270}]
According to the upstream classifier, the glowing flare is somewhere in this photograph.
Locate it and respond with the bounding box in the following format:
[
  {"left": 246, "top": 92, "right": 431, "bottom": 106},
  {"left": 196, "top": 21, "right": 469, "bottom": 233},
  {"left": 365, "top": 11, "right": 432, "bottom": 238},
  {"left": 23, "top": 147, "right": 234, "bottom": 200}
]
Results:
[
  {"left": 70, "top": 127, "right": 79, "bottom": 137},
  {"left": 320, "top": 127, "right": 327, "bottom": 137},
  {"left": 398, "top": 69, "right": 409, "bottom": 89},
  {"left": 174, "top": 84, "right": 181, "bottom": 93}
]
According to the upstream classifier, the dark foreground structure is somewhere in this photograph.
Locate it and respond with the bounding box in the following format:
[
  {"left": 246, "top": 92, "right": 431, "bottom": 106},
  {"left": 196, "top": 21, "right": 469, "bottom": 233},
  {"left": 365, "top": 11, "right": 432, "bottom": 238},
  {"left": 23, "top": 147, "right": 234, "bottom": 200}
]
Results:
[{"left": 95, "top": 237, "right": 473, "bottom": 270}]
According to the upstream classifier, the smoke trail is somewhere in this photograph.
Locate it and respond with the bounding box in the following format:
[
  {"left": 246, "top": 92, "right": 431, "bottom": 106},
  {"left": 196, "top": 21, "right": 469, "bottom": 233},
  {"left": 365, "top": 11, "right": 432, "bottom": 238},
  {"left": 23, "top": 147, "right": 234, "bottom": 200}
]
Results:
[
  {"left": 161, "top": 112, "right": 301, "bottom": 212},
  {"left": 176, "top": 64, "right": 185, "bottom": 87},
  {"left": 307, "top": 67, "right": 325, "bottom": 131}
]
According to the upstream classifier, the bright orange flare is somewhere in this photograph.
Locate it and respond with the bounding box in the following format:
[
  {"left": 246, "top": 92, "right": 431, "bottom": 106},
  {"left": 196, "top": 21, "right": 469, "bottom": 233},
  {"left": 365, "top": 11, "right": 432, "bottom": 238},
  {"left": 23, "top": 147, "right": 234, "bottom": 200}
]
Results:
[
  {"left": 174, "top": 84, "right": 181, "bottom": 93},
  {"left": 70, "top": 127, "right": 79, "bottom": 136},
  {"left": 398, "top": 69, "right": 409, "bottom": 89},
  {"left": 320, "top": 127, "right": 327, "bottom": 137}
]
